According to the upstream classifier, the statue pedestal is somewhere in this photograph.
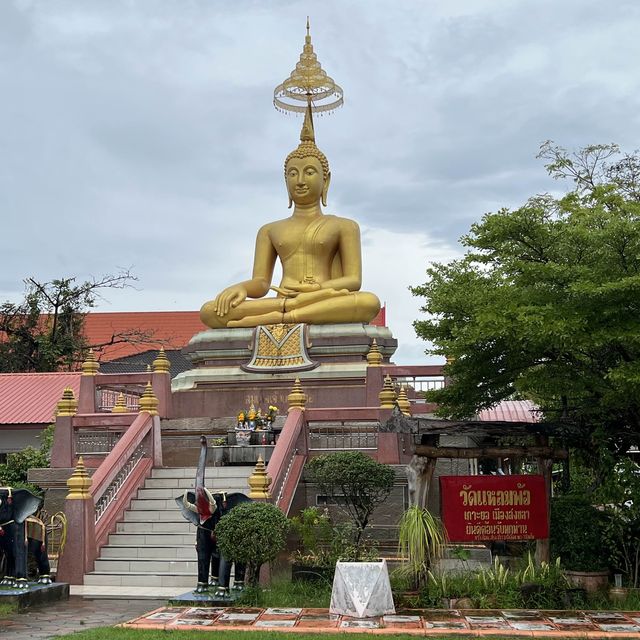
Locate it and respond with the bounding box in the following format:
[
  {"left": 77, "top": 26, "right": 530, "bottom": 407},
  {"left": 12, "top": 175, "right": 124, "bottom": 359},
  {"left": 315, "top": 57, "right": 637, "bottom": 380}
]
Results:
[
  {"left": 0, "top": 582, "right": 69, "bottom": 610},
  {"left": 171, "top": 323, "right": 397, "bottom": 418}
]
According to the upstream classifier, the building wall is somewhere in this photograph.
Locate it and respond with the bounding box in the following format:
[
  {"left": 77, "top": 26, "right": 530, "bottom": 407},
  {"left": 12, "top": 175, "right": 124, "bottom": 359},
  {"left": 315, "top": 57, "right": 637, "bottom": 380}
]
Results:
[{"left": 0, "top": 425, "right": 44, "bottom": 457}]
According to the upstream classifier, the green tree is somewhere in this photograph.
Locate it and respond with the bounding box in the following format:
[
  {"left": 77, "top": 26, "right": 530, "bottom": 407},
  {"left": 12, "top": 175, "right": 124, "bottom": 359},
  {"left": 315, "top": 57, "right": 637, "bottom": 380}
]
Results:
[
  {"left": 216, "top": 502, "right": 290, "bottom": 587},
  {"left": 411, "top": 143, "right": 640, "bottom": 475},
  {"left": 0, "top": 424, "right": 54, "bottom": 495},
  {"left": 0, "top": 270, "right": 145, "bottom": 372},
  {"left": 307, "top": 451, "right": 395, "bottom": 559}
]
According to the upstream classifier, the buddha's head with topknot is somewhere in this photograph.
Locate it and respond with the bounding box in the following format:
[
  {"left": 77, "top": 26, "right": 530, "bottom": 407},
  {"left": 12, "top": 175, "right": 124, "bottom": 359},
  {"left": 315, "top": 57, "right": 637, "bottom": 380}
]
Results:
[{"left": 284, "top": 106, "right": 331, "bottom": 207}]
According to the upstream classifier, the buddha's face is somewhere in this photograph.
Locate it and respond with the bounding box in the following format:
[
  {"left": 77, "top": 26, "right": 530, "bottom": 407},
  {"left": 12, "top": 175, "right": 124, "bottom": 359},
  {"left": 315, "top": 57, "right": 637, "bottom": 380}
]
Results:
[{"left": 285, "top": 156, "right": 326, "bottom": 206}]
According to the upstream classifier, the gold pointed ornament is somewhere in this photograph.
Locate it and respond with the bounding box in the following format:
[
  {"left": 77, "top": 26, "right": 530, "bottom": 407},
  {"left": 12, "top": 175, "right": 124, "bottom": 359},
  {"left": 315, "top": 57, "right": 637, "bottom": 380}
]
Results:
[
  {"left": 111, "top": 393, "right": 128, "bottom": 413},
  {"left": 138, "top": 382, "right": 159, "bottom": 415},
  {"left": 81, "top": 349, "right": 99, "bottom": 376},
  {"left": 379, "top": 375, "right": 397, "bottom": 409},
  {"left": 152, "top": 347, "right": 170, "bottom": 374},
  {"left": 366, "top": 339, "right": 383, "bottom": 366},
  {"left": 248, "top": 456, "right": 272, "bottom": 499},
  {"left": 56, "top": 387, "right": 78, "bottom": 417},
  {"left": 397, "top": 385, "right": 411, "bottom": 416},
  {"left": 287, "top": 377, "right": 307, "bottom": 411},
  {"left": 66, "top": 457, "right": 92, "bottom": 499}
]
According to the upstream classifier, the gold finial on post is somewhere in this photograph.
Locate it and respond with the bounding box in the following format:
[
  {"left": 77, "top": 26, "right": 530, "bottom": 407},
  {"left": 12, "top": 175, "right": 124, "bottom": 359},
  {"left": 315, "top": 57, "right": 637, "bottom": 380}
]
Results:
[
  {"left": 379, "top": 375, "right": 397, "bottom": 409},
  {"left": 366, "top": 338, "right": 383, "bottom": 366},
  {"left": 66, "top": 457, "right": 92, "bottom": 499},
  {"left": 397, "top": 385, "right": 411, "bottom": 416},
  {"left": 248, "top": 456, "right": 271, "bottom": 500},
  {"left": 56, "top": 387, "right": 78, "bottom": 417},
  {"left": 287, "top": 378, "right": 307, "bottom": 411},
  {"left": 111, "top": 392, "right": 128, "bottom": 413},
  {"left": 152, "top": 347, "right": 170, "bottom": 374},
  {"left": 81, "top": 349, "right": 99, "bottom": 376},
  {"left": 138, "top": 382, "right": 159, "bottom": 415}
]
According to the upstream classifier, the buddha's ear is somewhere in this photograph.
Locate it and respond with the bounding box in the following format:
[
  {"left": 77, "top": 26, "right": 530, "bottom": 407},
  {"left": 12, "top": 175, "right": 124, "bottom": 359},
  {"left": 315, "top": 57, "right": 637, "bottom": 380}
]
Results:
[
  {"left": 321, "top": 171, "right": 331, "bottom": 207},
  {"left": 288, "top": 195, "right": 293, "bottom": 209}
]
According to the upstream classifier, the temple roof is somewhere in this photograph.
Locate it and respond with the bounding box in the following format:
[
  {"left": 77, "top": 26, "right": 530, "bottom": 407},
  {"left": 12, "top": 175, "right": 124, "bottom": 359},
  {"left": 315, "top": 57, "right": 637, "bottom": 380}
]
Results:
[{"left": 0, "top": 372, "right": 80, "bottom": 425}]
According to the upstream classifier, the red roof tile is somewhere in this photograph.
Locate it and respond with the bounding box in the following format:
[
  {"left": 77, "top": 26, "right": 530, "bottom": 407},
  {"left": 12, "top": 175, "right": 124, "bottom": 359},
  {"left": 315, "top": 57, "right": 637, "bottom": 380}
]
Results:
[
  {"left": 0, "top": 372, "right": 81, "bottom": 425},
  {"left": 83, "top": 311, "right": 207, "bottom": 361},
  {"left": 478, "top": 400, "right": 540, "bottom": 423}
]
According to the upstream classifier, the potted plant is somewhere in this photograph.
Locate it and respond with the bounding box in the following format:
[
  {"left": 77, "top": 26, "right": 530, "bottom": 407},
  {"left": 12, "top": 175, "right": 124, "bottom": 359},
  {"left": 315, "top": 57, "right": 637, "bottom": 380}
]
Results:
[
  {"left": 210, "top": 437, "right": 227, "bottom": 466},
  {"left": 550, "top": 495, "right": 610, "bottom": 592},
  {"left": 397, "top": 506, "right": 447, "bottom": 591}
]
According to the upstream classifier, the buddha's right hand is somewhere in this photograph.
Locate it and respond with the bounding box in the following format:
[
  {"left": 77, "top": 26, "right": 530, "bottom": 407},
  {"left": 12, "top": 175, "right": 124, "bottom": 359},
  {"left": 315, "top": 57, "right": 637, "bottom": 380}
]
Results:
[{"left": 213, "top": 285, "right": 248, "bottom": 316}]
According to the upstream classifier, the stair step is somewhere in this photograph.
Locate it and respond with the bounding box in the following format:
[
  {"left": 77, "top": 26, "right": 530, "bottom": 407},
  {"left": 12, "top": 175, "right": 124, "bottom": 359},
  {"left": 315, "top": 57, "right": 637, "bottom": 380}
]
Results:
[
  {"left": 100, "top": 546, "right": 195, "bottom": 560},
  {"left": 116, "top": 521, "right": 193, "bottom": 534},
  {"left": 84, "top": 572, "right": 198, "bottom": 588},
  {"left": 144, "top": 477, "right": 251, "bottom": 490},
  {"left": 108, "top": 533, "right": 195, "bottom": 546},
  {"left": 137, "top": 486, "right": 249, "bottom": 499},
  {"left": 94, "top": 558, "right": 199, "bottom": 573},
  {"left": 124, "top": 509, "right": 186, "bottom": 523},
  {"left": 151, "top": 467, "right": 253, "bottom": 478}
]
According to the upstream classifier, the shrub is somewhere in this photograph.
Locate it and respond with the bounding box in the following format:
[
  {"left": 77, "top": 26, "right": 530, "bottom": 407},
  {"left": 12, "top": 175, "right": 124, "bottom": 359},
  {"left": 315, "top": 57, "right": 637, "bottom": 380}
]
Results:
[
  {"left": 0, "top": 424, "right": 54, "bottom": 496},
  {"left": 216, "top": 502, "right": 290, "bottom": 587},
  {"left": 307, "top": 451, "right": 394, "bottom": 559},
  {"left": 550, "top": 495, "right": 609, "bottom": 571}
]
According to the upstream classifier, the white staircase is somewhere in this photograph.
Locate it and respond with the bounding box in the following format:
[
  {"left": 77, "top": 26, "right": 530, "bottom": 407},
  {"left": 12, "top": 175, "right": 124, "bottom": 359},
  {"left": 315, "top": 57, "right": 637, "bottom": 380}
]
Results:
[{"left": 83, "top": 466, "right": 253, "bottom": 588}]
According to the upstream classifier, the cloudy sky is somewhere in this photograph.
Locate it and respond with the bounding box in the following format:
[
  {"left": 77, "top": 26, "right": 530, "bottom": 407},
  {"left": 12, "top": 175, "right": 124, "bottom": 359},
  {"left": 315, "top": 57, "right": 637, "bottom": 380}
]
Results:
[{"left": 2, "top": 0, "right": 640, "bottom": 364}]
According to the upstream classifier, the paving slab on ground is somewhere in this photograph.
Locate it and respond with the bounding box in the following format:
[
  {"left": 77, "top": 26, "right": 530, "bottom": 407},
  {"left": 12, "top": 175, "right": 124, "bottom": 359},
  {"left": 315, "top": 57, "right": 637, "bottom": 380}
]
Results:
[
  {"left": 3, "top": 599, "right": 640, "bottom": 638},
  {"left": 124, "top": 606, "right": 640, "bottom": 637},
  {"left": 0, "top": 596, "right": 165, "bottom": 638}
]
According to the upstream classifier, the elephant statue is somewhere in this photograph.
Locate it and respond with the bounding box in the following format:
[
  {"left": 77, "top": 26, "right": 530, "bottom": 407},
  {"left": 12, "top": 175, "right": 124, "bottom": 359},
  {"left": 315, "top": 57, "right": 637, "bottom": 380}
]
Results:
[
  {"left": 175, "top": 436, "right": 252, "bottom": 596},
  {"left": 0, "top": 487, "right": 52, "bottom": 589}
]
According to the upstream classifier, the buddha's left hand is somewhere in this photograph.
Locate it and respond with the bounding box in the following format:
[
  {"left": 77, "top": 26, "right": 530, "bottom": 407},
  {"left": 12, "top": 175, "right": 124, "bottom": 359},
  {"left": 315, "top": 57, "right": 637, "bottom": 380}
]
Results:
[{"left": 270, "top": 282, "right": 321, "bottom": 296}]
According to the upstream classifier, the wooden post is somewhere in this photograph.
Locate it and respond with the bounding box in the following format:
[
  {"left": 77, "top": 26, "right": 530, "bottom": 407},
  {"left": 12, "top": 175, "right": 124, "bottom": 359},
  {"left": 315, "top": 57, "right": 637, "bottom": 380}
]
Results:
[{"left": 535, "top": 435, "right": 552, "bottom": 565}]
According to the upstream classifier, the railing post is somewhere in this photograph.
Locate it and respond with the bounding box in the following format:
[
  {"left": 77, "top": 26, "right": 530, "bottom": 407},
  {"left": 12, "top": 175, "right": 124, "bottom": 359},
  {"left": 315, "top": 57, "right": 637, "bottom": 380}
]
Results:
[
  {"left": 366, "top": 366, "right": 384, "bottom": 407},
  {"left": 377, "top": 408, "right": 400, "bottom": 463},
  {"left": 50, "top": 388, "right": 78, "bottom": 468},
  {"left": 57, "top": 458, "right": 97, "bottom": 584},
  {"left": 78, "top": 349, "right": 99, "bottom": 413},
  {"left": 151, "top": 414, "right": 163, "bottom": 467}
]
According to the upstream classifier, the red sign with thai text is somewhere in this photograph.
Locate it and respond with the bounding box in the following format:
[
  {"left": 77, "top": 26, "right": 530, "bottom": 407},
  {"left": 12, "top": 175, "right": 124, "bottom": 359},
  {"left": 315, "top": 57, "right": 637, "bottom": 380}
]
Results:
[{"left": 440, "top": 475, "right": 548, "bottom": 542}]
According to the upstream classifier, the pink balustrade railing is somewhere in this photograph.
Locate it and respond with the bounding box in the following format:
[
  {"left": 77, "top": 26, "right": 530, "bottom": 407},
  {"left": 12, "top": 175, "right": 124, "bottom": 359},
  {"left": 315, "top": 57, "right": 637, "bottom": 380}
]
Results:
[{"left": 266, "top": 408, "right": 308, "bottom": 515}]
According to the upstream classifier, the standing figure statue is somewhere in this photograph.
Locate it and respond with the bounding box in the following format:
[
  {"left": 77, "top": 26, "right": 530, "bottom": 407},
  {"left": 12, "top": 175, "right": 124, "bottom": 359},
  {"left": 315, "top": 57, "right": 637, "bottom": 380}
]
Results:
[
  {"left": 200, "top": 24, "right": 379, "bottom": 329},
  {"left": 175, "top": 436, "right": 251, "bottom": 595},
  {"left": 0, "top": 487, "right": 52, "bottom": 588}
]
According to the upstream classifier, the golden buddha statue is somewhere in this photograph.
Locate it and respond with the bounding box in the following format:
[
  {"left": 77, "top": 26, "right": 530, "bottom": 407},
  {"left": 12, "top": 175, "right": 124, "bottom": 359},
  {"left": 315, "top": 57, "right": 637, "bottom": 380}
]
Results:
[{"left": 200, "top": 23, "right": 380, "bottom": 329}]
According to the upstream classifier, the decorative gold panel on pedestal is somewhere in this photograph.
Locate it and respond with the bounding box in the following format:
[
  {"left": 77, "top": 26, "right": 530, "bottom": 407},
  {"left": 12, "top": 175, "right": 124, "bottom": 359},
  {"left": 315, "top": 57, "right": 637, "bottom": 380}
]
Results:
[{"left": 242, "top": 323, "right": 317, "bottom": 372}]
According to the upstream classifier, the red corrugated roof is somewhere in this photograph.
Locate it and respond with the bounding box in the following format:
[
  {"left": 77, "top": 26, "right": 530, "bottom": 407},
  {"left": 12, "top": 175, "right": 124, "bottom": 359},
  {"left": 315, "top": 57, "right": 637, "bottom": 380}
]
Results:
[
  {"left": 478, "top": 400, "right": 540, "bottom": 423},
  {"left": 0, "top": 372, "right": 81, "bottom": 425},
  {"left": 83, "top": 311, "right": 207, "bottom": 361}
]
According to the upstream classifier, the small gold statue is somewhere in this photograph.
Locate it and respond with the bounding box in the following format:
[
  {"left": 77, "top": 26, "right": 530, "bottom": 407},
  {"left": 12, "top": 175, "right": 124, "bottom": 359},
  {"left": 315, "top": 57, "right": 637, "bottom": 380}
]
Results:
[{"left": 200, "top": 22, "right": 380, "bottom": 329}]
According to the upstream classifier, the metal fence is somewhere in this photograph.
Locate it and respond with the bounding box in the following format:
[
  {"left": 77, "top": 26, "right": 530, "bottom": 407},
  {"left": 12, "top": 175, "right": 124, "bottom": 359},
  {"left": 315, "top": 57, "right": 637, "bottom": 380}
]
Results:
[{"left": 308, "top": 422, "right": 378, "bottom": 451}]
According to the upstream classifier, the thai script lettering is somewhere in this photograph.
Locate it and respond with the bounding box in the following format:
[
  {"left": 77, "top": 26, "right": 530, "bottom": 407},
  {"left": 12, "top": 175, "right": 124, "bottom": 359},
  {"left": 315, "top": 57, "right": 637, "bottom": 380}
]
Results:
[{"left": 459, "top": 488, "right": 530, "bottom": 507}]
